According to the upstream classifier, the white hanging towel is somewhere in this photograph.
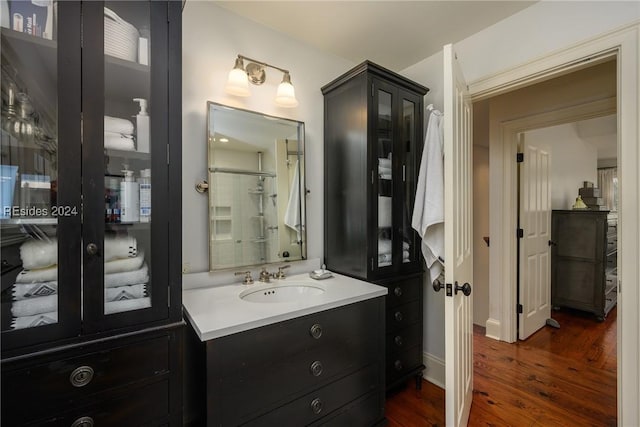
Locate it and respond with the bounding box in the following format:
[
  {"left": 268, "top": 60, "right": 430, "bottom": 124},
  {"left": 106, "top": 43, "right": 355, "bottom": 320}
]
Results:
[
  {"left": 411, "top": 110, "right": 445, "bottom": 283},
  {"left": 284, "top": 160, "right": 302, "bottom": 241}
]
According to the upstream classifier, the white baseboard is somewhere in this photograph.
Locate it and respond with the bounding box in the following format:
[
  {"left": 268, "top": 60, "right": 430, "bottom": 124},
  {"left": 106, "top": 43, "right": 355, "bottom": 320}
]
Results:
[
  {"left": 422, "top": 352, "right": 445, "bottom": 389},
  {"left": 485, "top": 318, "right": 501, "bottom": 340}
]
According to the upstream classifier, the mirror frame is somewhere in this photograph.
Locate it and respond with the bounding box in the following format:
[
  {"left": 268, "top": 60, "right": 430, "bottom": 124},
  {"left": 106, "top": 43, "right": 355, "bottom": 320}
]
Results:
[{"left": 206, "top": 101, "right": 307, "bottom": 272}]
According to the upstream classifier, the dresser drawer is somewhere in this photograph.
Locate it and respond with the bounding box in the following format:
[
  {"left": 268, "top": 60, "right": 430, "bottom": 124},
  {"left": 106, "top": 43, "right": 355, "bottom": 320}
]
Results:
[
  {"left": 243, "top": 364, "right": 380, "bottom": 427},
  {"left": 2, "top": 335, "right": 170, "bottom": 424},
  {"left": 606, "top": 251, "right": 617, "bottom": 270},
  {"left": 25, "top": 379, "right": 170, "bottom": 427},
  {"left": 383, "top": 276, "right": 421, "bottom": 309},
  {"left": 207, "top": 298, "right": 382, "bottom": 378},
  {"left": 310, "top": 391, "right": 383, "bottom": 427},
  {"left": 386, "top": 300, "right": 421, "bottom": 333},
  {"left": 386, "top": 322, "right": 422, "bottom": 358},
  {"left": 386, "top": 345, "right": 423, "bottom": 386}
]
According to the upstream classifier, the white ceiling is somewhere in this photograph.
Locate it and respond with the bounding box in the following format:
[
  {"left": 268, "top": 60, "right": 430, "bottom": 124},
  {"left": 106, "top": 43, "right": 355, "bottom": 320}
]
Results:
[{"left": 214, "top": 1, "right": 536, "bottom": 71}]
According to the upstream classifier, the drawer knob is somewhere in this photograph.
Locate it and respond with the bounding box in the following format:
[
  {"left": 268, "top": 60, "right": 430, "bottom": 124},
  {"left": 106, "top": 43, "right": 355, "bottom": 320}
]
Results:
[
  {"left": 394, "top": 335, "right": 403, "bottom": 346},
  {"left": 86, "top": 243, "right": 98, "bottom": 256},
  {"left": 310, "top": 360, "right": 324, "bottom": 377},
  {"left": 394, "top": 286, "right": 403, "bottom": 297},
  {"left": 70, "top": 366, "right": 94, "bottom": 387},
  {"left": 310, "top": 398, "right": 323, "bottom": 415},
  {"left": 71, "top": 416, "right": 94, "bottom": 427},
  {"left": 394, "top": 311, "right": 403, "bottom": 322},
  {"left": 394, "top": 360, "right": 403, "bottom": 371},
  {"left": 309, "top": 323, "right": 323, "bottom": 339}
]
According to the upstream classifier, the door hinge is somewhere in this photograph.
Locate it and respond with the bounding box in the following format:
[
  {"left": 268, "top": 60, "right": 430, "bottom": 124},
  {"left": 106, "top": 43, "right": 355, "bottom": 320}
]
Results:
[
  {"left": 516, "top": 153, "right": 524, "bottom": 163},
  {"left": 167, "top": 144, "right": 170, "bottom": 165},
  {"left": 517, "top": 303, "right": 523, "bottom": 314},
  {"left": 517, "top": 228, "right": 524, "bottom": 239}
]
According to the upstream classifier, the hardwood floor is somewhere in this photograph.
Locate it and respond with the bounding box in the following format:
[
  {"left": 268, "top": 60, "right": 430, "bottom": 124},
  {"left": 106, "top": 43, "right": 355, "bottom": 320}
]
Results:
[{"left": 385, "top": 307, "right": 617, "bottom": 426}]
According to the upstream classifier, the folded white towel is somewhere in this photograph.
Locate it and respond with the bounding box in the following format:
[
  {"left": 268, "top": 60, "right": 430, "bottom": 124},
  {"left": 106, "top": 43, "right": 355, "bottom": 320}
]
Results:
[
  {"left": 378, "top": 250, "right": 410, "bottom": 263},
  {"left": 378, "top": 166, "right": 392, "bottom": 174},
  {"left": 105, "top": 297, "right": 151, "bottom": 315},
  {"left": 16, "top": 251, "right": 144, "bottom": 283},
  {"left": 15, "top": 265, "right": 57, "bottom": 283},
  {"left": 104, "top": 235, "right": 137, "bottom": 261},
  {"left": 378, "top": 158, "right": 391, "bottom": 168},
  {"left": 379, "top": 261, "right": 391, "bottom": 267},
  {"left": 105, "top": 116, "right": 134, "bottom": 135},
  {"left": 11, "top": 311, "right": 58, "bottom": 330},
  {"left": 379, "top": 173, "right": 392, "bottom": 180},
  {"left": 105, "top": 264, "right": 148, "bottom": 288},
  {"left": 104, "top": 251, "right": 144, "bottom": 274},
  {"left": 11, "top": 295, "right": 57, "bottom": 317},
  {"left": 105, "top": 132, "right": 135, "bottom": 151},
  {"left": 12, "top": 282, "right": 58, "bottom": 300},
  {"left": 20, "top": 238, "right": 57, "bottom": 270},
  {"left": 378, "top": 196, "right": 392, "bottom": 228},
  {"left": 105, "top": 284, "right": 147, "bottom": 302},
  {"left": 378, "top": 239, "right": 409, "bottom": 254}
]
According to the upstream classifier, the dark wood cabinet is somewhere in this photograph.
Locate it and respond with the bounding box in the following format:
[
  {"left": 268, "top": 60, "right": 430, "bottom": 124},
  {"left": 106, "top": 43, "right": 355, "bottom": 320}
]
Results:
[
  {"left": 321, "top": 61, "right": 427, "bottom": 389},
  {"left": 551, "top": 210, "right": 617, "bottom": 320},
  {"left": 184, "top": 298, "right": 386, "bottom": 426},
  {"left": 1, "top": 1, "right": 182, "bottom": 424}
]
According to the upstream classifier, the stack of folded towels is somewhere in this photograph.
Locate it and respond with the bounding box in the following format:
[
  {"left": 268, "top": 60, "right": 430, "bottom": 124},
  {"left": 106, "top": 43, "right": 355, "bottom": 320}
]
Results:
[
  {"left": 10, "top": 236, "right": 150, "bottom": 329},
  {"left": 378, "top": 157, "right": 392, "bottom": 180},
  {"left": 105, "top": 115, "right": 136, "bottom": 151},
  {"left": 377, "top": 238, "right": 410, "bottom": 267}
]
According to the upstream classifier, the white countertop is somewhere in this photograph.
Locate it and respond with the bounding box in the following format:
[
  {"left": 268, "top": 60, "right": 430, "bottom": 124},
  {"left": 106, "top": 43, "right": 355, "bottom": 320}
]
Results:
[{"left": 182, "top": 272, "right": 387, "bottom": 341}]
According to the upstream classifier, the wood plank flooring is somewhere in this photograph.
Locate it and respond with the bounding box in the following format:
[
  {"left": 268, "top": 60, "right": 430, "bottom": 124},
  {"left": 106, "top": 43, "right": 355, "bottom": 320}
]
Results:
[{"left": 385, "top": 307, "right": 617, "bottom": 426}]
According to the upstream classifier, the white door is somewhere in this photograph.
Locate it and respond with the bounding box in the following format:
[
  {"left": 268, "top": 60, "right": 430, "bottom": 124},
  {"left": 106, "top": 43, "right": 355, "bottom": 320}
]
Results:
[
  {"left": 518, "top": 134, "right": 552, "bottom": 340},
  {"left": 443, "top": 44, "right": 474, "bottom": 427}
]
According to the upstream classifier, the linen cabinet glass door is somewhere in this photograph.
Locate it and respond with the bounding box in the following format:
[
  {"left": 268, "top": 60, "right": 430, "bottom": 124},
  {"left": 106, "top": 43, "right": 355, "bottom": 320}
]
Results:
[
  {"left": 83, "top": 1, "right": 169, "bottom": 332},
  {"left": 376, "top": 87, "right": 394, "bottom": 271},
  {"left": 0, "top": 2, "right": 81, "bottom": 353}
]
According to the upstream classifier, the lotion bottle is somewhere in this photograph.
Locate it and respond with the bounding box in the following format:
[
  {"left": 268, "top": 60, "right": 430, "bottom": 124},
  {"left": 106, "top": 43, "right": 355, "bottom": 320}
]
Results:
[
  {"left": 133, "top": 98, "right": 149, "bottom": 153},
  {"left": 120, "top": 165, "right": 139, "bottom": 222}
]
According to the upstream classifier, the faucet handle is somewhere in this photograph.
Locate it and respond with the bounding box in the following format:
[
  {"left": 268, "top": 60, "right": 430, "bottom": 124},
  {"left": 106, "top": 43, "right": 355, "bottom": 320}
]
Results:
[
  {"left": 275, "top": 264, "right": 291, "bottom": 279},
  {"left": 259, "top": 267, "right": 272, "bottom": 283},
  {"left": 235, "top": 270, "right": 254, "bottom": 285}
]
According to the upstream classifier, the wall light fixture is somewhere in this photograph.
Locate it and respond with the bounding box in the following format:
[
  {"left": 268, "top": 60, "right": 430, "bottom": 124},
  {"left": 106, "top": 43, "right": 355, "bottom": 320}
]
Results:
[{"left": 225, "top": 55, "right": 299, "bottom": 108}]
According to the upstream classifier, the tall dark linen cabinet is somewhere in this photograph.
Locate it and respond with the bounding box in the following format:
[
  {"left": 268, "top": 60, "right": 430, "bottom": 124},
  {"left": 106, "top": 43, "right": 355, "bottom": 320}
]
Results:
[
  {"left": 322, "top": 61, "right": 428, "bottom": 390},
  {"left": 0, "top": 2, "right": 183, "bottom": 425}
]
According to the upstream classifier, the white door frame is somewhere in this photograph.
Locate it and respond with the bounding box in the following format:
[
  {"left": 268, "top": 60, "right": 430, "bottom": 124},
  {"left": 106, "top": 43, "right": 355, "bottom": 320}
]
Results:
[{"left": 467, "top": 23, "right": 639, "bottom": 425}]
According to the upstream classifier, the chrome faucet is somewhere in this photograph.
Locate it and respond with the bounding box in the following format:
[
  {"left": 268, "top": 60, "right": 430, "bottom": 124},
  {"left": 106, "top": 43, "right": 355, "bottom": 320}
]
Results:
[
  {"left": 235, "top": 271, "right": 254, "bottom": 285},
  {"left": 259, "top": 267, "right": 272, "bottom": 283}
]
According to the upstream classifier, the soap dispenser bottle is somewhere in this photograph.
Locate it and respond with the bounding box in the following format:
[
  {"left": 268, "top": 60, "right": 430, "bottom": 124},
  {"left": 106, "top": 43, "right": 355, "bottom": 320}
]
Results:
[
  {"left": 120, "top": 165, "right": 139, "bottom": 222},
  {"left": 133, "top": 98, "right": 149, "bottom": 153}
]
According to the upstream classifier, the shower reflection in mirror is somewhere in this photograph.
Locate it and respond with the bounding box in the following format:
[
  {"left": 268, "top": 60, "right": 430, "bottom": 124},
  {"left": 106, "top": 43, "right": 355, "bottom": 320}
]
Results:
[{"left": 206, "top": 102, "right": 306, "bottom": 271}]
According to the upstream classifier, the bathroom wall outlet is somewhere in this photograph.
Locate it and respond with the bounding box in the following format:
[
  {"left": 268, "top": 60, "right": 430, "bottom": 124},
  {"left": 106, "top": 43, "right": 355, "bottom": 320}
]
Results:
[{"left": 182, "top": 262, "right": 191, "bottom": 274}]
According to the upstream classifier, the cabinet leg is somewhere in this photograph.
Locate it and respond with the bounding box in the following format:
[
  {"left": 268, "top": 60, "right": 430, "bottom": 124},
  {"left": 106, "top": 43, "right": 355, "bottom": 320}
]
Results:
[{"left": 415, "top": 374, "right": 423, "bottom": 390}]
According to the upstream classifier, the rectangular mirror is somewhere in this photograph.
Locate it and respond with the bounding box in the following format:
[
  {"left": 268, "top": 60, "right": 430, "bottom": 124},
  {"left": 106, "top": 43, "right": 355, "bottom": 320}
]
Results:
[{"left": 207, "top": 102, "right": 306, "bottom": 271}]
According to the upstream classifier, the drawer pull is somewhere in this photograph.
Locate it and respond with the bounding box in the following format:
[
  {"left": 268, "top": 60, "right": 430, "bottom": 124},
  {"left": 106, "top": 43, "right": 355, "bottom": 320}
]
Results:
[
  {"left": 394, "top": 360, "right": 403, "bottom": 371},
  {"left": 70, "top": 366, "right": 94, "bottom": 387},
  {"left": 394, "top": 311, "right": 403, "bottom": 322},
  {"left": 310, "top": 360, "right": 324, "bottom": 377},
  {"left": 310, "top": 323, "right": 323, "bottom": 339},
  {"left": 310, "top": 397, "right": 323, "bottom": 415},
  {"left": 71, "top": 416, "right": 94, "bottom": 427},
  {"left": 394, "top": 286, "right": 403, "bottom": 297},
  {"left": 394, "top": 335, "right": 403, "bottom": 346}
]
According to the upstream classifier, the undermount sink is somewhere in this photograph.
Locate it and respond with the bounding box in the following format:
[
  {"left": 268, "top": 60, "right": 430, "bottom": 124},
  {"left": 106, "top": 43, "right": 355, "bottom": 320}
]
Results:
[{"left": 240, "top": 283, "right": 325, "bottom": 303}]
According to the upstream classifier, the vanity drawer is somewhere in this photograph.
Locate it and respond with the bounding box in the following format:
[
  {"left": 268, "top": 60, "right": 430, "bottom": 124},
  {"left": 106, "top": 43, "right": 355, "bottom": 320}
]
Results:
[
  {"left": 24, "top": 379, "right": 170, "bottom": 427},
  {"left": 386, "top": 300, "right": 421, "bottom": 333},
  {"left": 242, "top": 364, "right": 380, "bottom": 427},
  {"left": 386, "top": 345, "right": 423, "bottom": 386},
  {"left": 383, "top": 276, "right": 421, "bottom": 309},
  {"left": 386, "top": 322, "right": 422, "bottom": 358},
  {"left": 2, "top": 335, "right": 170, "bottom": 423},
  {"left": 309, "top": 391, "right": 383, "bottom": 427},
  {"left": 207, "top": 298, "right": 383, "bottom": 378}
]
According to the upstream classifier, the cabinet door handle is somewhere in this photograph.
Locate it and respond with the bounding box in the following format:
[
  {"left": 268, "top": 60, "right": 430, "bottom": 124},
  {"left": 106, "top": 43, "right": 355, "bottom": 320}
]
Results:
[
  {"left": 86, "top": 243, "right": 98, "bottom": 256},
  {"left": 70, "top": 366, "right": 94, "bottom": 387},
  {"left": 394, "top": 286, "right": 403, "bottom": 297},
  {"left": 71, "top": 416, "right": 94, "bottom": 427},
  {"left": 310, "top": 360, "right": 324, "bottom": 377},
  {"left": 310, "top": 397, "right": 323, "bottom": 415},
  {"left": 394, "top": 311, "right": 403, "bottom": 322},
  {"left": 309, "top": 323, "right": 323, "bottom": 339}
]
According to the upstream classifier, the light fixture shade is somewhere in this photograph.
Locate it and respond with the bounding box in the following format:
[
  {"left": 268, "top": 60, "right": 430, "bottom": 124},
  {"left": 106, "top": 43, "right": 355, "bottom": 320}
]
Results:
[
  {"left": 225, "top": 58, "right": 250, "bottom": 97},
  {"left": 275, "top": 73, "right": 298, "bottom": 107}
]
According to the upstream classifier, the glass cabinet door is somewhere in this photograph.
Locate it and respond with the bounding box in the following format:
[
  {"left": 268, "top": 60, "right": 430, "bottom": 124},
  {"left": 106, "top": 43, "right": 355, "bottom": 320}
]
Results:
[
  {"left": 83, "top": 1, "right": 169, "bottom": 331},
  {"left": 376, "top": 87, "right": 394, "bottom": 270},
  {"left": 0, "top": 2, "right": 81, "bottom": 352}
]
